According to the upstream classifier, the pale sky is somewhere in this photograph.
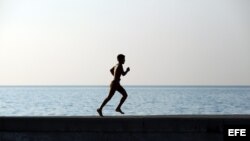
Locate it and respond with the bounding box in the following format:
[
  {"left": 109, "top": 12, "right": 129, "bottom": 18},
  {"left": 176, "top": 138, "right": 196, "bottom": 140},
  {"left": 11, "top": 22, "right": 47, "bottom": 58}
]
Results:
[{"left": 0, "top": 0, "right": 249, "bottom": 85}]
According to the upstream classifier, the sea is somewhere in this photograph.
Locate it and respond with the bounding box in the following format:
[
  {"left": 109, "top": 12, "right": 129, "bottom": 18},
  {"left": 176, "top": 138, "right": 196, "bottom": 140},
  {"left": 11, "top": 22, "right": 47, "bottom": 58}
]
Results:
[{"left": 0, "top": 86, "right": 250, "bottom": 116}]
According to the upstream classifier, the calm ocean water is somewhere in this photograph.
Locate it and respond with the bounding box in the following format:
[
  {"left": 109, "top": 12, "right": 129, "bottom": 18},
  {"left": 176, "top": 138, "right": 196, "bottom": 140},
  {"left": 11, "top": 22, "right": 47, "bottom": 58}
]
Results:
[{"left": 0, "top": 86, "right": 250, "bottom": 116}]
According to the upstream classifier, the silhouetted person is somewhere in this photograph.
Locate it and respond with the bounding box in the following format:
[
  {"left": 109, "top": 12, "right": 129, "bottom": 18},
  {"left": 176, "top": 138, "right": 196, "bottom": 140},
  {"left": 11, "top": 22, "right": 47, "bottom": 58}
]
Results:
[{"left": 97, "top": 54, "right": 130, "bottom": 117}]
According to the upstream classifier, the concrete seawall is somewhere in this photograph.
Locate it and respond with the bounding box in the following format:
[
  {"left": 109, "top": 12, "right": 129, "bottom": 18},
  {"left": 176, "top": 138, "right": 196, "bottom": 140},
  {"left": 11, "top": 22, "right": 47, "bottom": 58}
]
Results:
[{"left": 0, "top": 115, "right": 250, "bottom": 141}]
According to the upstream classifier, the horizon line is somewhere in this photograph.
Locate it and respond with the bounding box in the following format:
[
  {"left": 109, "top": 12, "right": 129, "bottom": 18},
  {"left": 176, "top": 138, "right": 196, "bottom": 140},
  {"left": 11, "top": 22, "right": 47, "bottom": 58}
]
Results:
[{"left": 0, "top": 85, "right": 249, "bottom": 87}]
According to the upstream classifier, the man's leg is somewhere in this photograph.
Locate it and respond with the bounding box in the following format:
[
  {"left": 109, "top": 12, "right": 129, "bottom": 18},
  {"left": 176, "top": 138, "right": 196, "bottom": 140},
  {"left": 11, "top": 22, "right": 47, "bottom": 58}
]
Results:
[
  {"left": 115, "top": 85, "right": 128, "bottom": 114},
  {"left": 97, "top": 86, "right": 116, "bottom": 117}
]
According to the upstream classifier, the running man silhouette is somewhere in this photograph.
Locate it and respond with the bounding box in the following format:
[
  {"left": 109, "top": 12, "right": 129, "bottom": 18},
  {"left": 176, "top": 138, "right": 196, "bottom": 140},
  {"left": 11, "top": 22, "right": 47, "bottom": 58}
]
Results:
[{"left": 97, "top": 54, "right": 130, "bottom": 117}]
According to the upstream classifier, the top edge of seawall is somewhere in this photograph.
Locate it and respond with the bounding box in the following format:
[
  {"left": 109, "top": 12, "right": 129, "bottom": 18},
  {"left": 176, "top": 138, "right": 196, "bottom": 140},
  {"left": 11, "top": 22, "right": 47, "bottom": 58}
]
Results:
[{"left": 1, "top": 115, "right": 250, "bottom": 119}]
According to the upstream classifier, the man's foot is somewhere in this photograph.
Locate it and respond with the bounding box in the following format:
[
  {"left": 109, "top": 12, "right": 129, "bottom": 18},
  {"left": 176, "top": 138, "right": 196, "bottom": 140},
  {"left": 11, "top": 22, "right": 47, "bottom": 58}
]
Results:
[
  {"left": 97, "top": 108, "right": 103, "bottom": 117},
  {"left": 115, "top": 108, "right": 125, "bottom": 114}
]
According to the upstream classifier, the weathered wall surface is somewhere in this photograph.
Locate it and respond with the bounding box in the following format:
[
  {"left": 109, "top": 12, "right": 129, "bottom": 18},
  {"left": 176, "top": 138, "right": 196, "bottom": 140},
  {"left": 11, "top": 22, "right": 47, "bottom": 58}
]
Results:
[{"left": 0, "top": 115, "right": 249, "bottom": 141}]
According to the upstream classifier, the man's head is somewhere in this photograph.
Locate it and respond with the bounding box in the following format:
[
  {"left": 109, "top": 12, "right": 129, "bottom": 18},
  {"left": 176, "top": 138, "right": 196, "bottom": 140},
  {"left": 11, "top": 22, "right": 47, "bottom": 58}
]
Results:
[{"left": 117, "top": 54, "right": 125, "bottom": 64}]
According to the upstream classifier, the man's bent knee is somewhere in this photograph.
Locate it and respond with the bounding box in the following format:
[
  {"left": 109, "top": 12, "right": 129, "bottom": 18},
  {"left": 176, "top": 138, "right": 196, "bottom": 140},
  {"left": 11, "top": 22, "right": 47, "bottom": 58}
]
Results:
[
  {"left": 123, "top": 93, "right": 128, "bottom": 98},
  {"left": 105, "top": 96, "right": 112, "bottom": 101}
]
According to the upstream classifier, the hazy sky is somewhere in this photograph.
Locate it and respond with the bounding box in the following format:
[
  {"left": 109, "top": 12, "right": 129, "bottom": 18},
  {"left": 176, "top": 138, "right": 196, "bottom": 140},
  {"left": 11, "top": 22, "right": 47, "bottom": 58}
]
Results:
[{"left": 0, "top": 0, "right": 249, "bottom": 85}]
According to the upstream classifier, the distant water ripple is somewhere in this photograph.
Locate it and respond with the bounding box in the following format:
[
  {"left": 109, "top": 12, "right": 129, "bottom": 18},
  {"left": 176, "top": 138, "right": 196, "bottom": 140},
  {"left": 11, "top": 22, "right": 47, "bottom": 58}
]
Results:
[{"left": 0, "top": 86, "right": 250, "bottom": 116}]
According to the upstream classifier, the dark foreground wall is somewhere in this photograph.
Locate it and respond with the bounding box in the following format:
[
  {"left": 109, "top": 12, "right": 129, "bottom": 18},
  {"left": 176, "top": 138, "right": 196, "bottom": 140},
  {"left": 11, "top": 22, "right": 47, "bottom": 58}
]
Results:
[{"left": 0, "top": 115, "right": 250, "bottom": 141}]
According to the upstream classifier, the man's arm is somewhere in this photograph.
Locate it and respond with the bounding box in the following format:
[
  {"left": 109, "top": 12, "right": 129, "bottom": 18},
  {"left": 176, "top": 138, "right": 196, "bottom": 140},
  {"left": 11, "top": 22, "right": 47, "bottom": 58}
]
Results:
[
  {"left": 122, "top": 67, "right": 130, "bottom": 76},
  {"left": 110, "top": 67, "right": 115, "bottom": 76}
]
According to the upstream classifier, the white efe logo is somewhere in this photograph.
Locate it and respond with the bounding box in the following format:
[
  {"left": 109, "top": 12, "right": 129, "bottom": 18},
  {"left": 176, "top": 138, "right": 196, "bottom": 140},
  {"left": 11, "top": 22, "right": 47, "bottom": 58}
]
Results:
[{"left": 228, "top": 129, "right": 246, "bottom": 136}]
